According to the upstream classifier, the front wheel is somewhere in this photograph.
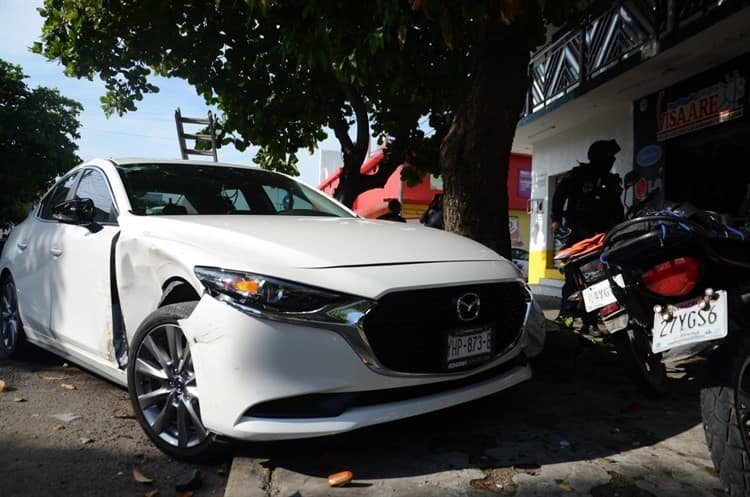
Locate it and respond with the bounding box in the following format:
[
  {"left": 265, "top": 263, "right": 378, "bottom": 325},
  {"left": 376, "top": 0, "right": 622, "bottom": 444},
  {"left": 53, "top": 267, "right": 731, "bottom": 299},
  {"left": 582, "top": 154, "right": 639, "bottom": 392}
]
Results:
[
  {"left": 127, "top": 302, "right": 221, "bottom": 461},
  {"left": 610, "top": 325, "right": 669, "bottom": 398},
  {"left": 0, "top": 274, "right": 24, "bottom": 359},
  {"left": 701, "top": 337, "right": 750, "bottom": 496}
]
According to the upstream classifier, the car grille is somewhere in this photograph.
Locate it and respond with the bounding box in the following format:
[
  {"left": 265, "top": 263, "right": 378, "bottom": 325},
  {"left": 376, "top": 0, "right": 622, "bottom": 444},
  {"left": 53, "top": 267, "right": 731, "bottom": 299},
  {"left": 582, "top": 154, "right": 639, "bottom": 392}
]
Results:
[{"left": 361, "top": 282, "right": 529, "bottom": 374}]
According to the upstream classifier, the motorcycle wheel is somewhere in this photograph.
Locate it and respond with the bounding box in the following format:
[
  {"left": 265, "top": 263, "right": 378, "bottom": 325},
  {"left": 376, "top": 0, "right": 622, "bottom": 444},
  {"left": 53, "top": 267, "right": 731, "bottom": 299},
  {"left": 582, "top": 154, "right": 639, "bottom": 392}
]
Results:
[
  {"left": 610, "top": 325, "right": 668, "bottom": 398},
  {"left": 701, "top": 338, "right": 750, "bottom": 497}
]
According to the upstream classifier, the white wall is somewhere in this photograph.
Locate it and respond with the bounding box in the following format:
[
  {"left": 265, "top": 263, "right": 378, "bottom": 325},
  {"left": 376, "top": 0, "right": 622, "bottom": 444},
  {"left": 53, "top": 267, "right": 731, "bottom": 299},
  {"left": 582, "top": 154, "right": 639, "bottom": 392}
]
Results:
[{"left": 528, "top": 104, "right": 633, "bottom": 254}]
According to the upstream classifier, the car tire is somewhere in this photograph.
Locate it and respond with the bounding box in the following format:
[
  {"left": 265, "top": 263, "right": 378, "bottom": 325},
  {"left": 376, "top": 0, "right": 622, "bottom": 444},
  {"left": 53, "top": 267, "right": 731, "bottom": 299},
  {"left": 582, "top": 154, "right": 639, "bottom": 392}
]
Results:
[
  {"left": 127, "top": 302, "right": 222, "bottom": 462},
  {"left": 610, "top": 325, "right": 668, "bottom": 398},
  {"left": 0, "top": 274, "right": 25, "bottom": 359},
  {"left": 701, "top": 337, "right": 750, "bottom": 497}
]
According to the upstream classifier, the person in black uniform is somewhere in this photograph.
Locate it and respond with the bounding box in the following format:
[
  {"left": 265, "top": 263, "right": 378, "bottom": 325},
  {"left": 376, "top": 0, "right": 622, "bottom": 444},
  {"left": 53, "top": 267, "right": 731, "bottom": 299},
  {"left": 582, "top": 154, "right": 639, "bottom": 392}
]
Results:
[
  {"left": 551, "top": 139, "right": 624, "bottom": 327},
  {"left": 378, "top": 199, "right": 407, "bottom": 223}
]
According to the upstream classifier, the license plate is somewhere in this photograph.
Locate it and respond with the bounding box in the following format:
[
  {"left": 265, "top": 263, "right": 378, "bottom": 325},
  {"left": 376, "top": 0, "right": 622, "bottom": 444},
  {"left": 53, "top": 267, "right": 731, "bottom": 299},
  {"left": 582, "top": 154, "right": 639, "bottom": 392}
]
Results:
[
  {"left": 446, "top": 328, "right": 493, "bottom": 369},
  {"left": 582, "top": 275, "right": 625, "bottom": 312},
  {"left": 651, "top": 290, "right": 728, "bottom": 354}
]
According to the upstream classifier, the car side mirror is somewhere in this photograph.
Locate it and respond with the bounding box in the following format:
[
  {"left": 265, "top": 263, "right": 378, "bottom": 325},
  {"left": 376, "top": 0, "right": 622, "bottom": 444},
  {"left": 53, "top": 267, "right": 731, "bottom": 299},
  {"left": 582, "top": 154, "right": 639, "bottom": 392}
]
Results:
[{"left": 52, "top": 198, "right": 95, "bottom": 225}]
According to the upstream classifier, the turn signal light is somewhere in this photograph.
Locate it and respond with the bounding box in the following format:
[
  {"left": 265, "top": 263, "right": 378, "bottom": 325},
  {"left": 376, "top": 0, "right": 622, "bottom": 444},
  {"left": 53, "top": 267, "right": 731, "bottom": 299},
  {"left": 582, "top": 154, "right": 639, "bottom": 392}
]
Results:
[{"left": 641, "top": 256, "right": 701, "bottom": 297}]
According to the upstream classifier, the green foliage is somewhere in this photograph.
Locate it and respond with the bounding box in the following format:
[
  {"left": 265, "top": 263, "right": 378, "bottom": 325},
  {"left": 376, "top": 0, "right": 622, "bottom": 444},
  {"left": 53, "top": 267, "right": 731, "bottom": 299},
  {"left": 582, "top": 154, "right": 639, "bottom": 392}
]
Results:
[
  {"left": 34, "top": 0, "right": 588, "bottom": 188},
  {"left": 0, "top": 59, "right": 82, "bottom": 223}
]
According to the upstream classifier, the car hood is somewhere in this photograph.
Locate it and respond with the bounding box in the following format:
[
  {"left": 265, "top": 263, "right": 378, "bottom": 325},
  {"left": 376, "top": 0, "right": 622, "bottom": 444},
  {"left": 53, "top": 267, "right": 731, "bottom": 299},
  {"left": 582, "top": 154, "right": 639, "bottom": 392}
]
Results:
[{"left": 121, "top": 215, "right": 501, "bottom": 269}]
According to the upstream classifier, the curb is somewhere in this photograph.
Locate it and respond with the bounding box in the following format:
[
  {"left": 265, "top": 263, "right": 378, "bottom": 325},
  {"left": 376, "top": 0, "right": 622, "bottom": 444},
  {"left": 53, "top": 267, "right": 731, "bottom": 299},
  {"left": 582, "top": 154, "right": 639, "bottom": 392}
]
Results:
[{"left": 223, "top": 457, "right": 269, "bottom": 497}]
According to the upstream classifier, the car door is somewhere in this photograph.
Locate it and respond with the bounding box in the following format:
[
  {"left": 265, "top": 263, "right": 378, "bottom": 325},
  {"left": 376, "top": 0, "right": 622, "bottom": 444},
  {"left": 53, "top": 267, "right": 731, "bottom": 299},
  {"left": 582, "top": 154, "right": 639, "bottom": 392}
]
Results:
[
  {"left": 49, "top": 168, "right": 121, "bottom": 363},
  {"left": 11, "top": 171, "right": 80, "bottom": 337}
]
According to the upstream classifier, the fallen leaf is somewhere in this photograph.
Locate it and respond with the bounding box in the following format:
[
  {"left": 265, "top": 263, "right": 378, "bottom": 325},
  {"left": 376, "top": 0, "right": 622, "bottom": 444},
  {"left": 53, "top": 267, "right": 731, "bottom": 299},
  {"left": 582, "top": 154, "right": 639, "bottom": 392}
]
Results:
[
  {"left": 558, "top": 481, "right": 573, "bottom": 492},
  {"left": 13, "top": 397, "right": 26, "bottom": 403},
  {"left": 133, "top": 467, "right": 154, "bottom": 484},
  {"left": 0, "top": 379, "right": 5, "bottom": 392},
  {"left": 328, "top": 470, "right": 353, "bottom": 487},
  {"left": 80, "top": 437, "right": 94, "bottom": 444},
  {"left": 53, "top": 424, "right": 65, "bottom": 431},
  {"left": 144, "top": 490, "right": 159, "bottom": 497},
  {"left": 178, "top": 492, "right": 192, "bottom": 497},
  {"left": 114, "top": 413, "right": 136, "bottom": 420},
  {"left": 175, "top": 470, "right": 202, "bottom": 492},
  {"left": 41, "top": 375, "right": 65, "bottom": 381},
  {"left": 61, "top": 383, "right": 76, "bottom": 390}
]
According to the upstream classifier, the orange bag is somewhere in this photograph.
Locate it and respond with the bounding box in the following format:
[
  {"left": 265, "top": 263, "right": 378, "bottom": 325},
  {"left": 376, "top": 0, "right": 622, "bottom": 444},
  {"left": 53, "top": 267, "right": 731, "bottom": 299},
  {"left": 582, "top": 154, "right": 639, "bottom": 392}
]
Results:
[{"left": 554, "top": 233, "right": 606, "bottom": 261}]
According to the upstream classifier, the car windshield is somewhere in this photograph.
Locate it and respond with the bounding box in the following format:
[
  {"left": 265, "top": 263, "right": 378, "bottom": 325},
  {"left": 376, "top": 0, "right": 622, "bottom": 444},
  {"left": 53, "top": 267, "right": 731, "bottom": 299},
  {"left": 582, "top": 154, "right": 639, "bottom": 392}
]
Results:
[{"left": 117, "top": 163, "right": 353, "bottom": 217}]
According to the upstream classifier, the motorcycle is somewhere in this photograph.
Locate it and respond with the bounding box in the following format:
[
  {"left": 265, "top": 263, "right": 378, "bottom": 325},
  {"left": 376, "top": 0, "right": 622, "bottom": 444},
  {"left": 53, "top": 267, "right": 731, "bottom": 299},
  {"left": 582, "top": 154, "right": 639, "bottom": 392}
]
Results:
[
  {"left": 600, "top": 205, "right": 750, "bottom": 495},
  {"left": 553, "top": 189, "right": 669, "bottom": 397}
]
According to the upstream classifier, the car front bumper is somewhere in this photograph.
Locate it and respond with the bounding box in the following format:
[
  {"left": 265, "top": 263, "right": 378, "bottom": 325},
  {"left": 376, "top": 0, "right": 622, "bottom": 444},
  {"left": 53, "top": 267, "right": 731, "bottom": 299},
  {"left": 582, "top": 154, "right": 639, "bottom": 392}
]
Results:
[{"left": 180, "top": 287, "right": 543, "bottom": 441}]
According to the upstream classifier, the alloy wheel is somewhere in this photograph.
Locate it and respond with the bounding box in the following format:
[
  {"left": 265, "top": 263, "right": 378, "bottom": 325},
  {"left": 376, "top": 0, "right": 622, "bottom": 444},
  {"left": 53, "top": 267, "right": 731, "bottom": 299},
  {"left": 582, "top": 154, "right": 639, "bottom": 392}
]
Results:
[
  {"left": 0, "top": 279, "right": 19, "bottom": 353},
  {"left": 132, "top": 324, "right": 207, "bottom": 449}
]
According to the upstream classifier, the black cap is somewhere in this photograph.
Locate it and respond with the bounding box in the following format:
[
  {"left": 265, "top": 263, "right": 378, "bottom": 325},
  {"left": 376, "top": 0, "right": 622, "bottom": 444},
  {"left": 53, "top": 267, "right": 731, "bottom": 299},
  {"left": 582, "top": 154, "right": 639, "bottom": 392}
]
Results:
[{"left": 588, "top": 139, "right": 621, "bottom": 162}]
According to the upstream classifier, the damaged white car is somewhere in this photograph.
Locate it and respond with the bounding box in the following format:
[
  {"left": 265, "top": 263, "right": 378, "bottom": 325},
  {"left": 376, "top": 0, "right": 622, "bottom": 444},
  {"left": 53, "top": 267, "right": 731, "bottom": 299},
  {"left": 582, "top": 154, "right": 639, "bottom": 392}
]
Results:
[{"left": 0, "top": 159, "right": 545, "bottom": 460}]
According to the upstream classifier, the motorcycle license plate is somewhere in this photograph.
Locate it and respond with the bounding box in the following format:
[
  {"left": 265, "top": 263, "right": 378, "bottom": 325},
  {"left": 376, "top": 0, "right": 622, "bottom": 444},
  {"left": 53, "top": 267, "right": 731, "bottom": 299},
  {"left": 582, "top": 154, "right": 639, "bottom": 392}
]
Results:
[
  {"left": 582, "top": 275, "right": 625, "bottom": 312},
  {"left": 651, "top": 290, "right": 728, "bottom": 354}
]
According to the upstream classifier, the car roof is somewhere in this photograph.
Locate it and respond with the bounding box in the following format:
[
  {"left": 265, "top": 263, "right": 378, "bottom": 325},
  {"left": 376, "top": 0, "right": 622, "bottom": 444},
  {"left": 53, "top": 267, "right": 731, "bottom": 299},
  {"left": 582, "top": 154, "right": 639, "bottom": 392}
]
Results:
[{"left": 108, "top": 158, "right": 258, "bottom": 170}]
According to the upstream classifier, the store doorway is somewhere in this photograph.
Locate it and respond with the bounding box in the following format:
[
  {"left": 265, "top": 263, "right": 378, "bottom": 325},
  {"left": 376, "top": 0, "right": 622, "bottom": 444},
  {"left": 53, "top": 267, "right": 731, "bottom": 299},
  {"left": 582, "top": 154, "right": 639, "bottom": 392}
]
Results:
[{"left": 664, "top": 119, "right": 750, "bottom": 214}]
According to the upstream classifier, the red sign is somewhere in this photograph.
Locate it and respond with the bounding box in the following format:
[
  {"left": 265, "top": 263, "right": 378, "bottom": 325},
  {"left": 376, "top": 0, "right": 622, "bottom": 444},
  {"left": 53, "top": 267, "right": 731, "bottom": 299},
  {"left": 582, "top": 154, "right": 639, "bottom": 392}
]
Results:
[{"left": 656, "top": 70, "right": 745, "bottom": 141}]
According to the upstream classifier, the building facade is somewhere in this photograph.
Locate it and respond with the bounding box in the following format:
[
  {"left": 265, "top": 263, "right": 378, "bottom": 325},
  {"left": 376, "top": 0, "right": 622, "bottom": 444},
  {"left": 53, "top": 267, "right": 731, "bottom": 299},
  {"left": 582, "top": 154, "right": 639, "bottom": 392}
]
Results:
[{"left": 514, "top": 0, "right": 750, "bottom": 288}]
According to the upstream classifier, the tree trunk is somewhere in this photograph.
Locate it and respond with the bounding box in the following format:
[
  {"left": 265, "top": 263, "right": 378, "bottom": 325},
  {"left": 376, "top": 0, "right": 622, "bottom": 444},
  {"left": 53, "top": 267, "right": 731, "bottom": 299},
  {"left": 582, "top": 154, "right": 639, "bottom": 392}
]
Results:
[
  {"left": 334, "top": 136, "right": 406, "bottom": 209},
  {"left": 439, "top": 16, "right": 531, "bottom": 259}
]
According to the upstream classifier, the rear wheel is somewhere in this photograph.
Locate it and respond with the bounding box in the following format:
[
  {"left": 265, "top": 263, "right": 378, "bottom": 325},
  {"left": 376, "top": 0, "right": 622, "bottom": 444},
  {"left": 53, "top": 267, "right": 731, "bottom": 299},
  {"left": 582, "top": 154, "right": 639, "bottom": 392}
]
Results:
[
  {"left": 701, "top": 336, "right": 750, "bottom": 496},
  {"left": 127, "top": 302, "right": 221, "bottom": 461},
  {"left": 611, "top": 324, "right": 668, "bottom": 398},
  {"left": 0, "top": 275, "right": 23, "bottom": 359}
]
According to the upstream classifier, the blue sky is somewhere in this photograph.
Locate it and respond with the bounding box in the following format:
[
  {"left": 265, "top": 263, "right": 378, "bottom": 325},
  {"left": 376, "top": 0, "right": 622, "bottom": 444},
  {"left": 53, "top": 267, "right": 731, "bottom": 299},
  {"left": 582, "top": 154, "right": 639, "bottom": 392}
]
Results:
[{"left": 0, "top": 0, "right": 339, "bottom": 186}]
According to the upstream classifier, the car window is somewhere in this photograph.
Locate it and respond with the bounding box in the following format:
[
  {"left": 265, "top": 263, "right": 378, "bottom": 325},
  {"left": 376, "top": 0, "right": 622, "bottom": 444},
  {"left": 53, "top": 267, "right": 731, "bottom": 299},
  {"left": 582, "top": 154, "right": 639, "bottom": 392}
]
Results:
[
  {"left": 117, "top": 163, "right": 353, "bottom": 217},
  {"left": 75, "top": 169, "right": 117, "bottom": 224},
  {"left": 40, "top": 171, "right": 80, "bottom": 220},
  {"left": 262, "top": 185, "right": 313, "bottom": 212}
]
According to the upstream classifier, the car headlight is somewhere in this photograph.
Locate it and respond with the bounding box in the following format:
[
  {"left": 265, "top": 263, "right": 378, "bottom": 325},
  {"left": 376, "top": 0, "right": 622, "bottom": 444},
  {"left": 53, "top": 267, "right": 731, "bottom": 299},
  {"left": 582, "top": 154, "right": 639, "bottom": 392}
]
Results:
[{"left": 193, "top": 266, "right": 373, "bottom": 325}]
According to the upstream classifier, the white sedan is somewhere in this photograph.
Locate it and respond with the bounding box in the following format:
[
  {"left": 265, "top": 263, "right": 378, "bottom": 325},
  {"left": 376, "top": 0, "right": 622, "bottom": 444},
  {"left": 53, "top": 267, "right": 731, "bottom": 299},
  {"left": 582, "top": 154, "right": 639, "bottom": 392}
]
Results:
[{"left": 0, "top": 159, "right": 545, "bottom": 460}]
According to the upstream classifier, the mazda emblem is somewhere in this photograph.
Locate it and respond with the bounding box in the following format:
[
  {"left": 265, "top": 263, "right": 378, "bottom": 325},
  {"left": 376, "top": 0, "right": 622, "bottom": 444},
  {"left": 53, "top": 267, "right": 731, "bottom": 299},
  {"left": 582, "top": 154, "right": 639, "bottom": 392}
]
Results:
[{"left": 456, "top": 293, "right": 480, "bottom": 322}]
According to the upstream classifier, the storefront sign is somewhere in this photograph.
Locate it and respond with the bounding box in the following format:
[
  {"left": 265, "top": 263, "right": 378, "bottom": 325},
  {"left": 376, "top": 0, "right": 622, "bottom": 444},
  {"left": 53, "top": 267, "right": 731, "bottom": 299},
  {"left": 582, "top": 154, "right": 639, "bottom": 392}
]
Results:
[
  {"left": 636, "top": 144, "right": 663, "bottom": 168},
  {"left": 518, "top": 169, "right": 532, "bottom": 198},
  {"left": 656, "top": 70, "right": 745, "bottom": 141}
]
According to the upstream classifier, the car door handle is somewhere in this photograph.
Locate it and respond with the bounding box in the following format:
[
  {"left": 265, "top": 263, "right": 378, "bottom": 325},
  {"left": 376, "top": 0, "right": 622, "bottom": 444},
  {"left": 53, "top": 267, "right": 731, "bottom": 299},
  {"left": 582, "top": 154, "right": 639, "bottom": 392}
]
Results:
[
  {"left": 50, "top": 248, "right": 63, "bottom": 257},
  {"left": 17, "top": 242, "right": 28, "bottom": 250}
]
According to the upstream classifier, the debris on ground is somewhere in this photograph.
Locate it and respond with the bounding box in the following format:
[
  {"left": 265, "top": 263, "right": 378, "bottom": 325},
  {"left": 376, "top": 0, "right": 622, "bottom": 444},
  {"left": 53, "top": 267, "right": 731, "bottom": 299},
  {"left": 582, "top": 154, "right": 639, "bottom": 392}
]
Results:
[
  {"left": 143, "top": 490, "right": 159, "bottom": 497},
  {"left": 12, "top": 396, "right": 25, "bottom": 402},
  {"left": 61, "top": 362, "right": 70, "bottom": 368},
  {"left": 80, "top": 437, "right": 94, "bottom": 444},
  {"left": 175, "top": 470, "right": 202, "bottom": 492},
  {"left": 61, "top": 383, "right": 76, "bottom": 390},
  {"left": 113, "top": 412, "right": 136, "bottom": 420},
  {"left": 53, "top": 424, "right": 65, "bottom": 431},
  {"left": 559, "top": 440, "right": 571, "bottom": 448},
  {"left": 53, "top": 413, "right": 81, "bottom": 423},
  {"left": 513, "top": 463, "right": 541, "bottom": 476},
  {"left": 178, "top": 492, "right": 193, "bottom": 497},
  {"left": 217, "top": 464, "right": 229, "bottom": 476},
  {"left": 41, "top": 375, "right": 65, "bottom": 381},
  {"left": 557, "top": 480, "right": 574, "bottom": 492},
  {"left": 0, "top": 379, "right": 5, "bottom": 392},
  {"left": 133, "top": 466, "right": 154, "bottom": 484},
  {"left": 328, "top": 470, "right": 353, "bottom": 487}
]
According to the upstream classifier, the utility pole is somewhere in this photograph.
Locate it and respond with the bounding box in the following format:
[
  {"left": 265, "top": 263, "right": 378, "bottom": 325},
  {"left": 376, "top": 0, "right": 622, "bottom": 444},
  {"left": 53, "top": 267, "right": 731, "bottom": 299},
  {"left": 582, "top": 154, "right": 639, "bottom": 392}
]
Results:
[{"left": 174, "top": 108, "right": 218, "bottom": 161}]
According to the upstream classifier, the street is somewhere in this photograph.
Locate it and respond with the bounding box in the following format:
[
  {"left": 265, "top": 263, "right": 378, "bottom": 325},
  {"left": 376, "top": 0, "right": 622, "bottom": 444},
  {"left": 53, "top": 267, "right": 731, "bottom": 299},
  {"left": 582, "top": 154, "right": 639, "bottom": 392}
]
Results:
[{"left": 1, "top": 326, "right": 724, "bottom": 497}]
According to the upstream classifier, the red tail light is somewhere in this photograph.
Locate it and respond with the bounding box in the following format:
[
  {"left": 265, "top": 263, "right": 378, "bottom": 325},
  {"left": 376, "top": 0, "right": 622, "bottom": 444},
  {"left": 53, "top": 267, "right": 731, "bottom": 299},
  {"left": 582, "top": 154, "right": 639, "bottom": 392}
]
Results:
[{"left": 641, "top": 256, "right": 701, "bottom": 297}]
